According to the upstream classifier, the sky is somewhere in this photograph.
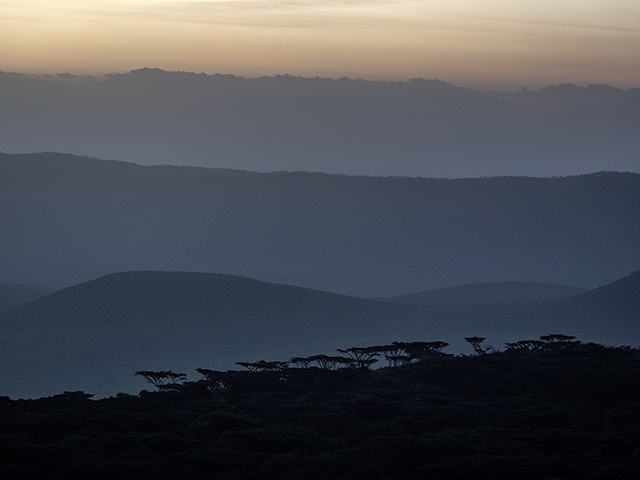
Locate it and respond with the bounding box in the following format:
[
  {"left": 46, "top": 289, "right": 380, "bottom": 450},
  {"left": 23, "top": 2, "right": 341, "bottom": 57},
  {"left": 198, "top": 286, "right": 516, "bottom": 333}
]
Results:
[
  {"left": 1, "top": 1, "right": 639, "bottom": 177},
  {"left": 1, "top": 0, "right": 640, "bottom": 90}
]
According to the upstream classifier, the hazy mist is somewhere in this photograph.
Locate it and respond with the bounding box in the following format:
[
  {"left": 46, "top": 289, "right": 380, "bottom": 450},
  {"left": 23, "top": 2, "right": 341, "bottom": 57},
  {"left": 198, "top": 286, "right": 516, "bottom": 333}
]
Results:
[{"left": 2, "top": 69, "right": 639, "bottom": 178}]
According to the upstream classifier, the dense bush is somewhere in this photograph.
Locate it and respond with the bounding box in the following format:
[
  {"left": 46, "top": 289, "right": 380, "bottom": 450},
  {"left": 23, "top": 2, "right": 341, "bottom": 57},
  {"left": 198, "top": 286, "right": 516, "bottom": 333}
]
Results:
[{"left": 1, "top": 338, "right": 639, "bottom": 479}]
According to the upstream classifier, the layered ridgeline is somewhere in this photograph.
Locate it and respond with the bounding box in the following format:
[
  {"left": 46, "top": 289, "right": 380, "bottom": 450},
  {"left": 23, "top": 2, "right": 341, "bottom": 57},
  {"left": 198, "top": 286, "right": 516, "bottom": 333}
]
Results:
[
  {"left": 0, "top": 270, "right": 638, "bottom": 399},
  {"left": 0, "top": 271, "right": 430, "bottom": 399},
  {"left": 381, "top": 282, "right": 588, "bottom": 305},
  {"left": 1, "top": 152, "right": 639, "bottom": 296}
]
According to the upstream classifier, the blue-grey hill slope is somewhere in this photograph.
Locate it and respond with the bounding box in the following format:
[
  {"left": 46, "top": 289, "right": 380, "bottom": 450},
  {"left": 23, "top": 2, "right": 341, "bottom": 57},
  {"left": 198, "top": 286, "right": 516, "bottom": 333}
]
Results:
[
  {"left": 0, "top": 270, "right": 638, "bottom": 399},
  {"left": 556, "top": 270, "right": 640, "bottom": 335},
  {"left": 435, "top": 271, "right": 640, "bottom": 345},
  {"left": 1, "top": 152, "right": 639, "bottom": 296},
  {"left": 0, "top": 272, "right": 436, "bottom": 399},
  {"left": 380, "top": 282, "right": 588, "bottom": 306},
  {"left": 570, "top": 269, "right": 640, "bottom": 315},
  {"left": 0, "top": 283, "right": 53, "bottom": 312}
]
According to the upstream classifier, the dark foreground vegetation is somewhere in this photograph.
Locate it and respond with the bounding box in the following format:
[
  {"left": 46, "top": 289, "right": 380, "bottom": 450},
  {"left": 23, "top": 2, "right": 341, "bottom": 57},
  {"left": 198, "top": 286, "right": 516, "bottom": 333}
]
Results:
[{"left": 2, "top": 336, "right": 640, "bottom": 479}]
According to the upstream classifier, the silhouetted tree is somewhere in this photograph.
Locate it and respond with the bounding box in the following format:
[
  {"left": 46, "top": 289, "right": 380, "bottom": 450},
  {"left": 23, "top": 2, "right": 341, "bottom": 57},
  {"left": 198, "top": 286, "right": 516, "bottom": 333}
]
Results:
[
  {"left": 308, "top": 354, "right": 347, "bottom": 370},
  {"left": 540, "top": 334, "right": 580, "bottom": 350},
  {"left": 236, "top": 360, "right": 289, "bottom": 372},
  {"left": 135, "top": 370, "right": 186, "bottom": 391},
  {"left": 384, "top": 355, "right": 414, "bottom": 367},
  {"left": 505, "top": 340, "right": 545, "bottom": 352},
  {"left": 464, "top": 337, "right": 490, "bottom": 355},
  {"left": 290, "top": 357, "right": 314, "bottom": 368},
  {"left": 397, "top": 341, "right": 450, "bottom": 359},
  {"left": 337, "top": 346, "right": 380, "bottom": 369}
]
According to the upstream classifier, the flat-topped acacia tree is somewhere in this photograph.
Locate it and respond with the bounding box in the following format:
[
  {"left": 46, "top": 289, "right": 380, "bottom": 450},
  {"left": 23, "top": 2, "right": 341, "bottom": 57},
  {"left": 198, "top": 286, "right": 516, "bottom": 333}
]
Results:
[{"left": 135, "top": 371, "right": 186, "bottom": 391}]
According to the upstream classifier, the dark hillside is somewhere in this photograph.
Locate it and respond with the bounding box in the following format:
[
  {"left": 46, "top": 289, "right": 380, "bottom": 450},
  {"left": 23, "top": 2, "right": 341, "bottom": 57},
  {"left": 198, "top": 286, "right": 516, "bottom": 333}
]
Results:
[
  {"left": 553, "top": 270, "right": 640, "bottom": 338},
  {"left": 570, "top": 270, "right": 640, "bottom": 316},
  {"left": 0, "top": 272, "right": 434, "bottom": 399},
  {"left": 423, "top": 271, "right": 640, "bottom": 347},
  {"left": 0, "top": 270, "right": 638, "bottom": 399},
  {"left": 1, "top": 152, "right": 639, "bottom": 296}
]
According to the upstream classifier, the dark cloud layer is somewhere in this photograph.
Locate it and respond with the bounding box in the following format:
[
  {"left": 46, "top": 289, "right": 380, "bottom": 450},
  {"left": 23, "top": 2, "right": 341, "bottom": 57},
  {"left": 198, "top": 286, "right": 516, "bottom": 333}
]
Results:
[{"left": 1, "top": 68, "right": 639, "bottom": 177}]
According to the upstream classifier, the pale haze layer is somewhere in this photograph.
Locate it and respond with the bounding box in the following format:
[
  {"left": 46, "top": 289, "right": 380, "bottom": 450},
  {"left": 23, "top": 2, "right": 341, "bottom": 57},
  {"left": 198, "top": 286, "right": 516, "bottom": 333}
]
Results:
[
  {"left": 1, "top": 0, "right": 640, "bottom": 89},
  {"left": 1, "top": 69, "right": 639, "bottom": 177}
]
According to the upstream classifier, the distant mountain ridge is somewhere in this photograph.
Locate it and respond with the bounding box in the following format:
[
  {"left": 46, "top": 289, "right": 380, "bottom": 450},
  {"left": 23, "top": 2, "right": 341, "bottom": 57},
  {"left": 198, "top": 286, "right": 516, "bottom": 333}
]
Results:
[
  {"left": 0, "top": 270, "right": 638, "bottom": 399},
  {"left": 1, "top": 152, "right": 639, "bottom": 296},
  {"left": 3, "top": 69, "right": 640, "bottom": 177}
]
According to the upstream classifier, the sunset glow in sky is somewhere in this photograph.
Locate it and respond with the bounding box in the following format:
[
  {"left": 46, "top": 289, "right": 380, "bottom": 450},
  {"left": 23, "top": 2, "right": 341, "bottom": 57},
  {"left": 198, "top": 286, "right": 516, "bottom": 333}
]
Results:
[{"left": 1, "top": 0, "right": 640, "bottom": 88}]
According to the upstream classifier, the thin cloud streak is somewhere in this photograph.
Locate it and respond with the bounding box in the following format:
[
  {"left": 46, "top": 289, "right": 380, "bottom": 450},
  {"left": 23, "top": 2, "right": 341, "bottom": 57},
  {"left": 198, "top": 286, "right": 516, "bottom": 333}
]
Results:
[
  {"left": 31, "top": 0, "right": 637, "bottom": 42},
  {"left": 454, "top": 12, "right": 640, "bottom": 35},
  {"left": 178, "top": 0, "right": 398, "bottom": 9}
]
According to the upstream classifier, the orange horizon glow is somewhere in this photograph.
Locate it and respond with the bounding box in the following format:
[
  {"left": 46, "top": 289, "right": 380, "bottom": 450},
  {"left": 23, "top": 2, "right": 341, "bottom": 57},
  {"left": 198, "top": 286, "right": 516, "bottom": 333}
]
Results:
[{"left": 1, "top": 0, "right": 639, "bottom": 90}]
